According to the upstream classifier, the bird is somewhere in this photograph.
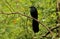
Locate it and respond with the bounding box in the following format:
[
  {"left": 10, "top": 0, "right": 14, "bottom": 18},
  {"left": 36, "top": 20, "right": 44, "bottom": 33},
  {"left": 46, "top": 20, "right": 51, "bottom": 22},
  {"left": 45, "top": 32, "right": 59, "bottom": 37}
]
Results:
[{"left": 30, "top": 6, "right": 39, "bottom": 33}]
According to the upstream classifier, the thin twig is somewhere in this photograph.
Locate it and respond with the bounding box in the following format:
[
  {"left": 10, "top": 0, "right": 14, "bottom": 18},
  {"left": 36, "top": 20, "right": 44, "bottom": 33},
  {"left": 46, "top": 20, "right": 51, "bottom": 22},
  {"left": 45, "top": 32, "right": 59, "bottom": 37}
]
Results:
[
  {"left": 2, "top": 0, "right": 12, "bottom": 12},
  {"left": 5, "top": 0, "right": 15, "bottom": 12}
]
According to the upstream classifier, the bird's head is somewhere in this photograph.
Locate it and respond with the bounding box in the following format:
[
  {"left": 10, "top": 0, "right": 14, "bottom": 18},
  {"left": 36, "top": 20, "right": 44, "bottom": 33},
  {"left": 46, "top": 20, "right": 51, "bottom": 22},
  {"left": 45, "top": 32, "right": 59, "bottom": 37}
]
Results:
[{"left": 29, "top": 6, "right": 35, "bottom": 9}]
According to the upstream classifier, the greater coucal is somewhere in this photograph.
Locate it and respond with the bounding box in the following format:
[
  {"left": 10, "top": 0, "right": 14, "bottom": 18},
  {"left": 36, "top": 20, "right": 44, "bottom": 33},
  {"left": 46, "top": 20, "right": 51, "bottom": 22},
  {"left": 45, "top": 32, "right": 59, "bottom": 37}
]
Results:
[{"left": 30, "top": 6, "right": 39, "bottom": 33}]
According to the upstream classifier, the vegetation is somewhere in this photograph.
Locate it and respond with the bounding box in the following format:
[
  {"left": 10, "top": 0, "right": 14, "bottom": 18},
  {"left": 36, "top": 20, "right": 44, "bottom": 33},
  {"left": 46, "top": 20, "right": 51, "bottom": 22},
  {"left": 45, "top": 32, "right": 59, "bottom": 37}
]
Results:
[{"left": 0, "top": 0, "right": 58, "bottom": 39}]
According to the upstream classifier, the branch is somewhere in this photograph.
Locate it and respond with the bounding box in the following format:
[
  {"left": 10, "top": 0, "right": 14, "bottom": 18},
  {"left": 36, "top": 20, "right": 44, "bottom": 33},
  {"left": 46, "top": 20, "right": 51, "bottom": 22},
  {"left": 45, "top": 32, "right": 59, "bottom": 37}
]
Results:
[
  {"left": 43, "top": 25, "right": 60, "bottom": 37},
  {"left": 0, "top": 12, "right": 53, "bottom": 36}
]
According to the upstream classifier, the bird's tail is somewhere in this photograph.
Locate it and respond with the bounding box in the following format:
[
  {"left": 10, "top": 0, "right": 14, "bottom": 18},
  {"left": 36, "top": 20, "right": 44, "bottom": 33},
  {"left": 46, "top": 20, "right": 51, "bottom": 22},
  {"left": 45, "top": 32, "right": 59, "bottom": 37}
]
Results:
[{"left": 32, "top": 19, "right": 39, "bottom": 33}]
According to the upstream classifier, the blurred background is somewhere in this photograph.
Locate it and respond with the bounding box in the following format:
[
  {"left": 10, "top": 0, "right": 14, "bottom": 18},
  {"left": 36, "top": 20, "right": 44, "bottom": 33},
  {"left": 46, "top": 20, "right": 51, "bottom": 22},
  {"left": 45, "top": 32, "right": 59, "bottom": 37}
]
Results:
[{"left": 0, "top": 0, "right": 57, "bottom": 39}]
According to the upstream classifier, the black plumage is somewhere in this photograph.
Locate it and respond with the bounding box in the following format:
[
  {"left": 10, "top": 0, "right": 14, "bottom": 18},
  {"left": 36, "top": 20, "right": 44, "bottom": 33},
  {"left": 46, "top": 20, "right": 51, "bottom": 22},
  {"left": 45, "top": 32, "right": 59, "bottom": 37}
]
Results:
[{"left": 30, "top": 6, "right": 39, "bottom": 33}]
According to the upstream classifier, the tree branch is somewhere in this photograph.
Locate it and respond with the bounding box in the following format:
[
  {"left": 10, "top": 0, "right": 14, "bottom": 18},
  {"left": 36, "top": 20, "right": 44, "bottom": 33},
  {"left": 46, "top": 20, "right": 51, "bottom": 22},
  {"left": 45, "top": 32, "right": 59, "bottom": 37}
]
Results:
[
  {"left": 43, "top": 25, "right": 60, "bottom": 37},
  {"left": 0, "top": 12, "right": 53, "bottom": 36}
]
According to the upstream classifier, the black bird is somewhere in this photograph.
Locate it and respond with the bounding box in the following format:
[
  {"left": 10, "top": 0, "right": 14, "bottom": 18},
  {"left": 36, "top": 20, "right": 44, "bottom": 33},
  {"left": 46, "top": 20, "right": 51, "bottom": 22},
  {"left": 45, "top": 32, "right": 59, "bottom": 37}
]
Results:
[{"left": 30, "top": 6, "right": 39, "bottom": 33}]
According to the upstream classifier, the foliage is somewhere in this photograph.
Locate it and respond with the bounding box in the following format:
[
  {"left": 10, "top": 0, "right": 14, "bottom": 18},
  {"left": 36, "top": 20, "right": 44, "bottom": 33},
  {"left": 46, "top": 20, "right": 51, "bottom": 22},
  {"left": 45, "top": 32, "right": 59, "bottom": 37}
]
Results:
[{"left": 0, "top": 0, "right": 56, "bottom": 39}]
